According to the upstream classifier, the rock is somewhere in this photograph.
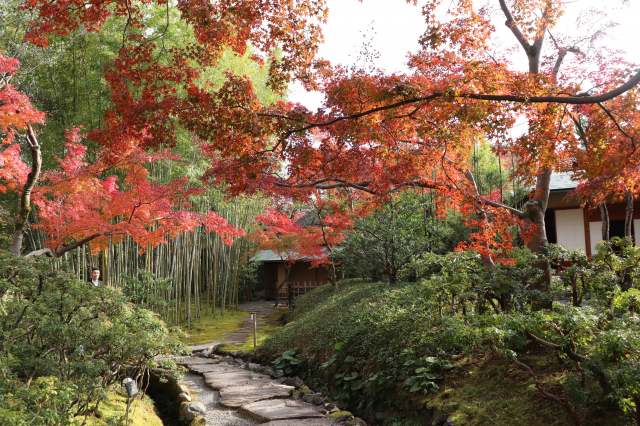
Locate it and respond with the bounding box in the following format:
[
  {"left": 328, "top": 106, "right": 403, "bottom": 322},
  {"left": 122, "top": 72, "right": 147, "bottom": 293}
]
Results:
[
  {"left": 239, "top": 399, "right": 325, "bottom": 422},
  {"left": 282, "top": 376, "right": 304, "bottom": 387},
  {"left": 273, "top": 369, "right": 285, "bottom": 378},
  {"left": 302, "top": 393, "right": 325, "bottom": 405},
  {"left": 203, "top": 370, "right": 271, "bottom": 390},
  {"left": 178, "top": 401, "right": 194, "bottom": 422},
  {"left": 247, "top": 362, "right": 262, "bottom": 371},
  {"left": 202, "top": 343, "right": 222, "bottom": 357},
  {"left": 324, "top": 403, "right": 337, "bottom": 412},
  {"left": 219, "top": 382, "right": 294, "bottom": 408},
  {"left": 178, "top": 392, "right": 191, "bottom": 403},
  {"left": 190, "top": 342, "right": 218, "bottom": 354},
  {"left": 261, "top": 420, "right": 334, "bottom": 426},
  {"left": 174, "top": 356, "right": 216, "bottom": 366},
  {"left": 189, "top": 363, "right": 242, "bottom": 374},
  {"left": 188, "top": 401, "right": 207, "bottom": 415},
  {"left": 177, "top": 383, "right": 191, "bottom": 395},
  {"left": 260, "top": 366, "right": 276, "bottom": 377},
  {"left": 352, "top": 417, "right": 368, "bottom": 426}
]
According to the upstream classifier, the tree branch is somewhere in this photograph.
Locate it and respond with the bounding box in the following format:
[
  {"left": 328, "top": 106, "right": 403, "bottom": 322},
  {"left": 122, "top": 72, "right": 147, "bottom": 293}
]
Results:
[
  {"left": 597, "top": 102, "right": 637, "bottom": 150},
  {"left": 55, "top": 234, "right": 103, "bottom": 257},
  {"left": 478, "top": 197, "right": 526, "bottom": 218},
  {"left": 283, "top": 68, "right": 640, "bottom": 135},
  {"left": 24, "top": 233, "right": 103, "bottom": 258},
  {"left": 10, "top": 126, "right": 42, "bottom": 256},
  {"left": 498, "top": 0, "right": 533, "bottom": 54}
]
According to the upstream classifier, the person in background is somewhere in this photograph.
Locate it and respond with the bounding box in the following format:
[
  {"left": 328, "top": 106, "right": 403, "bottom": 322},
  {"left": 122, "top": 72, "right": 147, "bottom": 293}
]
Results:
[{"left": 89, "top": 267, "right": 103, "bottom": 287}]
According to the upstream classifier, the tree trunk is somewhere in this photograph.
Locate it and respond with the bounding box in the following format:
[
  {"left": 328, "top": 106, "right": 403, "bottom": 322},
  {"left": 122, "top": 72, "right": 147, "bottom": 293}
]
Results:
[
  {"left": 10, "top": 127, "right": 42, "bottom": 256},
  {"left": 625, "top": 191, "right": 634, "bottom": 239},
  {"left": 600, "top": 203, "right": 610, "bottom": 241},
  {"left": 524, "top": 169, "right": 553, "bottom": 309}
]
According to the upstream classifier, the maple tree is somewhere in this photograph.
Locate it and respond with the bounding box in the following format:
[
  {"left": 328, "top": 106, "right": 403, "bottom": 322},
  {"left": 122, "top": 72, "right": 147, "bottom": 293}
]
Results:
[
  {"left": 2, "top": 0, "right": 329, "bottom": 257},
  {"left": 0, "top": 55, "right": 243, "bottom": 257},
  {"left": 8, "top": 0, "right": 640, "bottom": 306},
  {"left": 210, "top": 0, "right": 640, "bottom": 305}
]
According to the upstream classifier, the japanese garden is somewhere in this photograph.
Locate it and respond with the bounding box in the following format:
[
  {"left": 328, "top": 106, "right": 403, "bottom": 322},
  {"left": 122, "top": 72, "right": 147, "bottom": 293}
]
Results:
[{"left": 2, "top": 0, "right": 640, "bottom": 425}]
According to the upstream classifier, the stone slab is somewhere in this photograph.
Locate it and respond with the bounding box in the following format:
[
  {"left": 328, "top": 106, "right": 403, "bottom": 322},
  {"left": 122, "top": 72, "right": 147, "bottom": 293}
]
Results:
[
  {"left": 174, "top": 356, "right": 216, "bottom": 366},
  {"left": 189, "top": 342, "right": 219, "bottom": 352},
  {"left": 189, "top": 363, "right": 240, "bottom": 374},
  {"left": 218, "top": 382, "right": 294, "bottom": 408},
  {"left": 262, "top": 420, "right": 334, "bottom": 426},
  {"left": 203, "top": 371, "right": 271, "bottom": 390},
  {"left": 239, "top": 399, "right": 325, "bottom": 422}
]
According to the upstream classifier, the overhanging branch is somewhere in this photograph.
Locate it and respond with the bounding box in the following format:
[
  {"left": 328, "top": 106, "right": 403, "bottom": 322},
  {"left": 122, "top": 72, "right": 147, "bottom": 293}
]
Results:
[{"left": 284, "top": 68, "right": 640, "bottom": 135}]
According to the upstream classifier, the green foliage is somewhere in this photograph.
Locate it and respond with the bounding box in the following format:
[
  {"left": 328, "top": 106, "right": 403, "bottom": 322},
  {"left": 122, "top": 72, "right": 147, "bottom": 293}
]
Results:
[
  {"left": 262, "top": 269, "right": 640, "bottom": 424},
  {"left": 80, "top": 386, "right": 164, "bottom": 426},
  {"left": 122, "top": 271, "right": 173, "bottom": 315},
  {"left": 403, "top": 356, "right": 452, "bottom": 394},
  {"left": 272, "top": 349, "right": 304, "bottom": 376},
  {"left": 262, "top": 281, "right": 481, "bottom": 414},
  {"left": 612, "top": 288, "right": 640, "bottom": 315},
  {"left": 237, "top": 261, "right": 260, "bottom": 303},
  {"left": 0, "top": 251, "right": 181, "bottom": 425},
  {"left": 337, "top": 190, "right": 465, "bottom": 283},
  {"left": 593, "top": 237, "right": 640, "bottom": 292}
]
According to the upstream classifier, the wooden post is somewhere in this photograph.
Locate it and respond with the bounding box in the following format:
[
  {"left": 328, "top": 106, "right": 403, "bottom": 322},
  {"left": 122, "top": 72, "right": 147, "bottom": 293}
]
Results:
[{"left": 251, "top": 312, "right": 257, "bottom": 353}]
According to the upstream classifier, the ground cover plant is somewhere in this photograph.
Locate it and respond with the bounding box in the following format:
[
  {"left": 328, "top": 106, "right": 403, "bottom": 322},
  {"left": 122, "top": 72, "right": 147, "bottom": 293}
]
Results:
[{"left": 262, "top": 241, "right": 640, "bottom": 425}]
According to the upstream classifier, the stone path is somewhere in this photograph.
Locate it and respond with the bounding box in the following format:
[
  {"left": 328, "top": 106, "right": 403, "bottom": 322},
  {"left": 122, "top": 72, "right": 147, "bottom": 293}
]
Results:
[
  {"left": 189, "top": 301, "right": 277, "bottom": 351},
  {"left": 222, "top": 301, "right": 276, "bottom": 346},
  {"left": 176, "top": 301, "right": 337, "bottom": 425},
  {"left": 176, "top": 354, "right": 334, "bottom": 425}
]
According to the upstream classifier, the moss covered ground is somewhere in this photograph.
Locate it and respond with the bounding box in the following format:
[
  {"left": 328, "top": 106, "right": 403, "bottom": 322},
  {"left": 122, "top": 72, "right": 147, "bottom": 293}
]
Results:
[
  {"left": 181, "top": 309, "right": 249, "bottom": 345},
  {"left": 77, "top": 387, "right": 163, "bottom": 426}
]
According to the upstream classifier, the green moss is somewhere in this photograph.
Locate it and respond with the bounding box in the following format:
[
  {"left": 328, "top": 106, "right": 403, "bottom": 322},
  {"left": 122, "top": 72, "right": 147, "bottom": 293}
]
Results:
[
  {"left": 182, "top": 309, "right": 249, "bottom": 345},
  {"left": 425, "top": 356, "right": 626, "bottom": 426},
  {"left": 328, "top": 410, "right": 353, "bottom": 419},
  {"left": 77, "top": 387, "right": 163, "bottom": 426},
  {"left": 222, "top": 309, "right": 286, "bottom": 352}
]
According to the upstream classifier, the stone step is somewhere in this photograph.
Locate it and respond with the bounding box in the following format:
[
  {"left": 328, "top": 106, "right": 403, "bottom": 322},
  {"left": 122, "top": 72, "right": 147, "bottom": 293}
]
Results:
[
  {"left": 218, "top": 382, "right": 294, "bottom": 408},
  {"left": 203, "top": 371, "right": 272, "bottom": 390},
  {"left": 262, "top": 420, "right": 334, "bottom": 426},
  {"left": 239, "top": 399, "right": 325, "bottom": 422}
]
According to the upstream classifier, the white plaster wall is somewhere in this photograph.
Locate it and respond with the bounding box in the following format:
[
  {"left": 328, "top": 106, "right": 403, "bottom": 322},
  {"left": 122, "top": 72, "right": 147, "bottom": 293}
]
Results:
[
  {"left": 589, "top": 221, "right": 603, "bottom": 255},
  {"left": 555, "top": 209, "right": 586, "bottom": 252}
]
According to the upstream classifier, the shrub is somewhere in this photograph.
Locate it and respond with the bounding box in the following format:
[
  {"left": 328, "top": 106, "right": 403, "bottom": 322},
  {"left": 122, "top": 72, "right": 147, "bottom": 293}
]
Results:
[{"left": 0, "top": 251, "right": 182, "bottom": 425}]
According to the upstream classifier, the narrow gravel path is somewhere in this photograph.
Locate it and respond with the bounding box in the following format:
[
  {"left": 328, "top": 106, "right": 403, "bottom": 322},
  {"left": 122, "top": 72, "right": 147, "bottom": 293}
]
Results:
[
  {"left": 188, "top": 301, "right": 276, "bottom": 351},
  {"left": 222, "top": 301, "right": 276, "bottom": 346}
]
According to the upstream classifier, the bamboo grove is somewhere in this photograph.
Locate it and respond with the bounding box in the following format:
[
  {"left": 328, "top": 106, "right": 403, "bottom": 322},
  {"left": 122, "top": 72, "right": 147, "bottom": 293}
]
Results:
[{"left": 25, "top": 192, "right": 266, "bottom": 326}]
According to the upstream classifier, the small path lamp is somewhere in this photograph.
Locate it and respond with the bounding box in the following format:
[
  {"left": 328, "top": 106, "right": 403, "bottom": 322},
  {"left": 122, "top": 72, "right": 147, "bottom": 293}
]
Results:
[
  {"left": 250, "top": 311, "right": 257, "bottom": 353},
  {"left": 122, "top": 377, "right": 139, "bottom": 424}
]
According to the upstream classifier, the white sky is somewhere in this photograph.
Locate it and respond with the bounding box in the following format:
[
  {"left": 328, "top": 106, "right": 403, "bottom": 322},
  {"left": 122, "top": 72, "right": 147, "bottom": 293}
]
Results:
[{"left": 289, "top": 0, "right": 640, "bottom": 110}]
